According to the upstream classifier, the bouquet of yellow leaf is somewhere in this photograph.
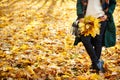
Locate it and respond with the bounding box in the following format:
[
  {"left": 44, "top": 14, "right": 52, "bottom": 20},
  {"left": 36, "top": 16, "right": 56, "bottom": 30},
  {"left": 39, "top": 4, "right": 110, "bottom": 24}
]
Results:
[{"left": 78, "top": 16, "right": 101, "bottom": 37}]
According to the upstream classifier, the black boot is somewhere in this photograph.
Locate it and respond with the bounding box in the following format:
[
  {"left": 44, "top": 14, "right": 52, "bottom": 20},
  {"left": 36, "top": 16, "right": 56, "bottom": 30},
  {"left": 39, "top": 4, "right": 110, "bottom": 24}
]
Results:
[
  {"left": 90, "top": 63, "right": 99, "bottom": 73},
  {"left": 90, "top": 64, "right": 98, "bottom": 70}
]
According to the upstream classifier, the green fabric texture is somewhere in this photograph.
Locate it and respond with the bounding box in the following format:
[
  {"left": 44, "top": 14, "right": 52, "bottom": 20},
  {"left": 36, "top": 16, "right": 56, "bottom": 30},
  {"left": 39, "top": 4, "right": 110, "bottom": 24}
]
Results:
[
  {"left": 105, "top": 15, "right": 116, "bottom": 47},
  {"left": 76, "top": 0, "right": 83, "bottom": 16}
]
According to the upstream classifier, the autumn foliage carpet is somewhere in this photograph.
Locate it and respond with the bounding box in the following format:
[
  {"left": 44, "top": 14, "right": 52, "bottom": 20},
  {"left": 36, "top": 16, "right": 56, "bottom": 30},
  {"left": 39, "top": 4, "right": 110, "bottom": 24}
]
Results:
[{"left": 0, "top": 0, "right": 120, "bottom": 80}]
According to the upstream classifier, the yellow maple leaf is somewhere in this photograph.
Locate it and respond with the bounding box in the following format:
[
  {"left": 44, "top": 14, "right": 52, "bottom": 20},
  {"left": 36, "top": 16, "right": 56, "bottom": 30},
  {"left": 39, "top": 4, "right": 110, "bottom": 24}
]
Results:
[
  {"left": 55, "top": 76, "right": 61, "bottom": 80},
  {"left": 3, "top": 66, "right": 14, "bottom": 72},
  {"left": 89, "top": 73, "right": 101, "bottom": 80},
  {"left": 20, "top": 44, "right": 29, "bottom": 50},
  {"left": 26, "top": 66, "right": 35, "bottom": 75},
  {"left": 62, "top": 75, "right": 69, "bottom": 78},
  {"left": 19, "top": 59, "right": 32, "bottom": 65},
  {"left": 77, "top": 76, "right": 87, "bottom": 80}
]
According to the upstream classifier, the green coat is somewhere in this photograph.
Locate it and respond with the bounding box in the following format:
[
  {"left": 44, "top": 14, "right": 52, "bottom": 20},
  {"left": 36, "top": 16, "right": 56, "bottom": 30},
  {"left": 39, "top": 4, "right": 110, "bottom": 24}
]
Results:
[{"left": 74, "top": 0, "right": 116, "bottom": 47}]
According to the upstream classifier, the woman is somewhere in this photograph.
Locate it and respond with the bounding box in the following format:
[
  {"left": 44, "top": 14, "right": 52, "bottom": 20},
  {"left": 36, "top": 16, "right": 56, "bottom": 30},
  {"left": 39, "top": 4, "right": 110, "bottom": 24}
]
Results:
[{"left": 73, "top": 0, "right": 116, "bottom": 73}]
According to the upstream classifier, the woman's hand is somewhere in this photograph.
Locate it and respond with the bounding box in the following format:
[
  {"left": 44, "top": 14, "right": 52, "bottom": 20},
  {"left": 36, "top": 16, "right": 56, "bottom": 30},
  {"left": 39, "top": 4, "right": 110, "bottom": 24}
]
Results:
[
  {"left": 99, "top": 15, "right": 108, "bottom": 21},
  {"left": 79, "top": 18, "right": 84, "bottom": 22}
]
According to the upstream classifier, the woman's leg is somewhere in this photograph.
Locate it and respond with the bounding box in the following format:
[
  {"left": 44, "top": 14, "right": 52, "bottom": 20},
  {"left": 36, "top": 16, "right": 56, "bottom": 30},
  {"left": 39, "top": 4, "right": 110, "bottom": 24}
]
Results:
[
  {"left": 80, "top": 35, "right": 99, "bottom": 64},
  {"left": 94, "top": 21, "right": 107, "bottom": 59}
]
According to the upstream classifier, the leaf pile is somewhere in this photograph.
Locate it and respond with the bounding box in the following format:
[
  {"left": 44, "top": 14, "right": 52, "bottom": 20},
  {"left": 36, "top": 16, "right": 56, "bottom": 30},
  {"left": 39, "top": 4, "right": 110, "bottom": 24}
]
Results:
[{"left": 0, "top": 0, "right": 120, "bottom": 80}]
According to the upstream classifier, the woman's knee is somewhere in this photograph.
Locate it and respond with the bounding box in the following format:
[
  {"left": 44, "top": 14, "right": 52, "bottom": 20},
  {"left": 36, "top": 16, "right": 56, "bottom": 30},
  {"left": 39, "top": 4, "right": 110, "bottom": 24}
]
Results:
[{"left": 81, "top": 36, "right": 91, "bottom": 44}]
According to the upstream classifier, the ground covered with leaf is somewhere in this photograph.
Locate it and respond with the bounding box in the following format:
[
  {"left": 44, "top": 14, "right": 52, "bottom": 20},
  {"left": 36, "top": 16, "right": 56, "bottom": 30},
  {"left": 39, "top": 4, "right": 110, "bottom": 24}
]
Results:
[{"left": 0, "top": 0, "right": 120, "bottom": 80}]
